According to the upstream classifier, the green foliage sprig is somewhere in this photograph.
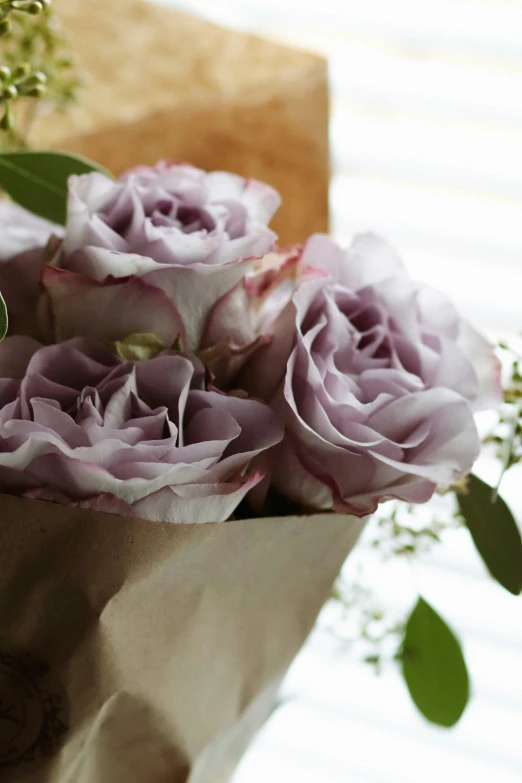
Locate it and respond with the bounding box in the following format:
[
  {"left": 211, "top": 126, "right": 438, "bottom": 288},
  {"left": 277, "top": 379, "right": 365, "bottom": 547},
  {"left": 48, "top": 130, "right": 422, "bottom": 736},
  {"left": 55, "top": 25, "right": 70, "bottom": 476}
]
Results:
[
  {"left": 0, "top": 0, "right": 49, "bottom": 135},
  {"left": 0, "top": 0, "right": 81, "bottom": 149},
  {"left": 332, "top": 341, "right": 522, "bottom": 726},
  {"left": 0, "top": 0, "right": 50, "bottom": 33},
  {"left": 0, "top": 150, "right": 112, "bottom": 222}
]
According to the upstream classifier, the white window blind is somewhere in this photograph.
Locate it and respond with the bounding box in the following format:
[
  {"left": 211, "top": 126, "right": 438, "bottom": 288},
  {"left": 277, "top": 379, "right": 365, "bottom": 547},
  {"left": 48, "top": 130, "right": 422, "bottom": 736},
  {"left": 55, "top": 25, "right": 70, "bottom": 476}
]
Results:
[{"left": 160, "top": 2, "right": 522, "bottom": 781}]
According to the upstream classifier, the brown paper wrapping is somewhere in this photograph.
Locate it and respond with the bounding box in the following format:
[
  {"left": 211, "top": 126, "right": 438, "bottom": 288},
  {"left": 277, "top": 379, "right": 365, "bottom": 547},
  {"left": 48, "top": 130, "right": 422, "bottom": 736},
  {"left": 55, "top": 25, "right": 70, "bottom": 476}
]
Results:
[
  {"left": 0, "top": 494, "right": 365, "bottom": 782},
  {"left": 31, "top": 0, "right": 330, "bottom": 246}
]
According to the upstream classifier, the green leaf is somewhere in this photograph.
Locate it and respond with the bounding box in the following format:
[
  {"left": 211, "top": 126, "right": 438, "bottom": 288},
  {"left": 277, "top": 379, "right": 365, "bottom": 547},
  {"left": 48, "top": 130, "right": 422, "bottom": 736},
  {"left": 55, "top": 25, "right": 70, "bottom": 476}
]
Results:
[
  {"left": 0, "top": 151, "right": 111, "bottom": 225},
  {"left": 402, "top": 597, "right": 469, "bottom": 727},
  {"left": 0, "top": 292, "right": 7, "bottom": 341},
  {"left": 457, "top": 473, "right": 522, "bottom": 595},
  {"left": 114, "top": 333, "right": 166, "bottom": 362}
]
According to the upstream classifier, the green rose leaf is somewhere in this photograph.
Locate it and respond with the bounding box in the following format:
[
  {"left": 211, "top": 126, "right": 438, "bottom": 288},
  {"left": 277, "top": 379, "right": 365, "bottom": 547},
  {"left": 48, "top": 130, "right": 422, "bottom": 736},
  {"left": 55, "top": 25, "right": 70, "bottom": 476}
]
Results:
[
  {"left": 457, "top": 473, "right": 522, "bottom": 596},
  {"left": 0, "top": 292, "right": 7, "bottom": 341},
  {"left": 0, "top": 150, "right": 111, "bottom": 225},
  {"left": 402, "top": 596, "right": 469, "bottom": 728},
  {"left": 115, "top": 333, "right": 166, "bottom": 362}
]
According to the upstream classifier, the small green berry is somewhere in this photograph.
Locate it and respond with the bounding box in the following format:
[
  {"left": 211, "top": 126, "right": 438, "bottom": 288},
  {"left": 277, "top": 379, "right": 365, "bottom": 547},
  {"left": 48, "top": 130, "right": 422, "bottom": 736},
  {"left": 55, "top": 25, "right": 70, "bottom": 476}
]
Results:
[
  {"left": 26, "top": 83, "right": 46, "bottom": 98},
  {"left": 25, "top": 1, "right": 44, "bottom": 14},
  {"left": 0, "top": 18, "right": 11, "bottom": 37},
  {"left": 56, "top": 56, "right": 74, "bottom": 69},
  {"left": 20, "top": 71, "right": 48, "bottom": 92},
  {"left": 13, "top": 63, "right": 31, "bottom": 80},
  {"left": 2, "top": 85, "right": 18, "bottom": 100},
  {"left": 31, "top": 70, "right": 47, "bottom": 84},
  {"left": 0, "top": 66, "right": 12, "bottom": 82}
]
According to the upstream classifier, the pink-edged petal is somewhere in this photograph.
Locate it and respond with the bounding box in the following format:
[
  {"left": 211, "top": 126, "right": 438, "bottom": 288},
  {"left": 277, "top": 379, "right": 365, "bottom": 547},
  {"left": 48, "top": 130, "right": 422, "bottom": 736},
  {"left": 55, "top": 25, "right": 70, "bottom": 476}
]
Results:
[
  {"left": 138, "top": 229, "right": 221, "bottom": 266},
  {"left": 333, "top": 473, "right": 436, "bottom": 517},
  {"left": 134, "top": 354, "right": 198, "bottom": 422},
  {"left": 64, "top": 173, "right": 129, "bottom": 255},
  {"left": 61, "top": 246, "right": 158, "bottom": 281},
  {"left": 416, "top": 284, "right": 460, "bottom": 339},
  {"left": 421, "top": 333, "right": 479, "bottom": 401},
  {"left": 202, "top": 279, "right": 257, "bottom": 348},
  {"left": 301, "top": 233, "right": 405, "bottom": 290},
  {"left": 23, "top": 487, "right": 137, "bottom": 518},
  {"left": 199, "top": 336, "right": 270, "bottom": 389},
  {"left": 270, "top": 436, "right": 335, "bottom": 511},
  {"left": 143, "top": 257, "right": 257, "bottom": 350},
  {"left": 244, "top": 247, "right": 302, "bottom": 297},
  {"left": 457, "top": 320, "right": 502, "bottom": 411},
  {"left": 0, "top": 246, "right": 53, "bottom": 336},
  {"left": 24, "top": 471, "right": 266, "bottom": 525},
  {"left": 205, "top": 171, "right": 281, "bottom": 224},
  {"left": 130, "top": 471, "right": 266, "bottom": 523},
  {"left": 203, "top": 247, "right": 300, "bottom": 347},
  {"left": 238, "top": 300, "right": 297, "bottom": 401},
  {"left": 193, "top": 390, "right": 283, "bottom": 455},
  {"left": 43, "top": 266, "right": 184, "bottom": 345}
]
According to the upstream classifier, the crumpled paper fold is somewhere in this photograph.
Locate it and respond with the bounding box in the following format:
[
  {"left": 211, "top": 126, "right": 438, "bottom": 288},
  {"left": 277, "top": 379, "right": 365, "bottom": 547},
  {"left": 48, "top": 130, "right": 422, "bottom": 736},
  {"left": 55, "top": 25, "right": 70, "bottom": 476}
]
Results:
[{"left": 0, "top": 495, "right": 365, "bottom": 782}]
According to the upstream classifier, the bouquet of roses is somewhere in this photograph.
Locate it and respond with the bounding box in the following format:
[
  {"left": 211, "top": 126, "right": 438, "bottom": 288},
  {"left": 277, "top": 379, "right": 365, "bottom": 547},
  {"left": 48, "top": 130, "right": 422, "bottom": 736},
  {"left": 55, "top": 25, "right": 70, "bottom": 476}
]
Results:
[{"left": 0, "top": 151, "right": 503, "bottom": 783}]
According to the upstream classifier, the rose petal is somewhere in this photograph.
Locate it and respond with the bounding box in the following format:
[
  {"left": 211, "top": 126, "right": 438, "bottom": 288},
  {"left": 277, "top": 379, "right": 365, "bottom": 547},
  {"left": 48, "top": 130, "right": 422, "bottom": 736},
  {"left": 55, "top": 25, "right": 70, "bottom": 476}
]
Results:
[
  {"left": 0, "top": 201, "right": 60, "bottom": 260},
  {"left": 457, "top": 320, "right": 502, "bottom": 411},
  {"left": 0, "top": 247, "right": 50, "bottom": 337},
  {"left": 0, "top": 335, "right": 41, "bottom": 378},
  {"left": 205, "top": 171, "right": 281, "bottom": 225},
  {"left": 43, "top": 266, "right": 184, "bottom": 345},
  {"left": 64, "top": 173, "right": 128, "bottom": 255},
  {"left": 143, "top": 258, "right": 256, "bottom": 350},
  {"left": 265, "top": 233, "right": 491, "bottom": 516},
  {"left": 130, "top": 472, "right": 266, "bottom": 523},
  {"left": 301, "top": 233, "right": 405, "bottom": 290},
  {"left": 62, "top": 247, "right": 158, "bottom": 281}
]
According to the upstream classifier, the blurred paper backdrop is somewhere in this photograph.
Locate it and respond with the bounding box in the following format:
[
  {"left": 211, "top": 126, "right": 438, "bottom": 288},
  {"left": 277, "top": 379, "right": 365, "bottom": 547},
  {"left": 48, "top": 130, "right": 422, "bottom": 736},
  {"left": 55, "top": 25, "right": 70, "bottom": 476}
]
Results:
[{"left": 160, "top": 2, "right": 522, "bottom": 781}]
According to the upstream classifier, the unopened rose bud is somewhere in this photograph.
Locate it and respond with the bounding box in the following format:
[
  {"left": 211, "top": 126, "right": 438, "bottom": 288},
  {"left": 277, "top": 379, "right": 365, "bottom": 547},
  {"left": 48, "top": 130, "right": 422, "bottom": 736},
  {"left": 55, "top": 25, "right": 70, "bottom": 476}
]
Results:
[
  {"left": 0, "top": 67, "right": 12, "bottom": 82},
  {"left": 0, "top": 18, "right": 11, "bottom": 37}
]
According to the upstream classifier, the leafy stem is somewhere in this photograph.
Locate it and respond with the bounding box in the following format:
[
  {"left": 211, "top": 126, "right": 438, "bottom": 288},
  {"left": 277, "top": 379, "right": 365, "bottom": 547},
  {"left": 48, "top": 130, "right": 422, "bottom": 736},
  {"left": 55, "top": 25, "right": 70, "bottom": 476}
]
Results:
[{"left": 0, "top": 0, "right": 82, "bottom": 148}]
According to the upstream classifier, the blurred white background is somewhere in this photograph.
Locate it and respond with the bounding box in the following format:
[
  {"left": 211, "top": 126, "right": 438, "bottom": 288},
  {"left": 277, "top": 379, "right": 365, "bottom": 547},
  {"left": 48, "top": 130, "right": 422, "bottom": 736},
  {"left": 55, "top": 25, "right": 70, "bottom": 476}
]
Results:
[{"left": 162, "top": 1, "right": 522, "bottom": 781}]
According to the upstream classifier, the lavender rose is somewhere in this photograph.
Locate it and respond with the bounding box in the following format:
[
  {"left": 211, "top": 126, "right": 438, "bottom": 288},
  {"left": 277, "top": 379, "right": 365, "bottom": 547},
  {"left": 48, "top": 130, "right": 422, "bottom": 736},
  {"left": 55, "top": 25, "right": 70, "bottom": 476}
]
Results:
[
  {"left": 43, "top": 162, "right": 281, "bottom": 348},
  {"left": 213, "top": 234, "right": 499, "bottom": 515},
  {"left": 0, "top": 202, "right": 61, "bottom": 336},
  {"left": 0, "top": 336, "right": 283, "bottom": 523}
]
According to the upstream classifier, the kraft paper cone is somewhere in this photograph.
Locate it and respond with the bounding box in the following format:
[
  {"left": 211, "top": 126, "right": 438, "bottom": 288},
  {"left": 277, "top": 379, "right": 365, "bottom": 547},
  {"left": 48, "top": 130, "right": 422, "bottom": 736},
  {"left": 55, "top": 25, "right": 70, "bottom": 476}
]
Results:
[
  {"left": 31, "top": 0, "right": 329, "bottom": 246},
  {"left": 0, "top": 495, "right": 365, "bottom": 782}
]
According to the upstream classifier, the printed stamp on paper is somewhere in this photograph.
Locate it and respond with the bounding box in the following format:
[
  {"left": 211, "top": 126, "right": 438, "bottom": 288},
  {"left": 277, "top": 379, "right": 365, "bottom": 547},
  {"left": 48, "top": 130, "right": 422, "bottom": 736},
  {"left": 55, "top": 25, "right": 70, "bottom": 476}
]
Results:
[{"left": 0, "top": 651, "right": 68, "bottom": 775}]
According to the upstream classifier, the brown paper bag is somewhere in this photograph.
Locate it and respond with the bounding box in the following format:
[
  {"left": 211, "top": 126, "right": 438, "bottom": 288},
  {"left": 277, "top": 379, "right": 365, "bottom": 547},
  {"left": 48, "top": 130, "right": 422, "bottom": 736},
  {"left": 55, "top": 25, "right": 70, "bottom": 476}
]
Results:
[
  {"left": 0, "top": 494, "right": 365, "bottom": 782},
  {"left": 32, "top": 0, "right": 330, "bottom": 246}
]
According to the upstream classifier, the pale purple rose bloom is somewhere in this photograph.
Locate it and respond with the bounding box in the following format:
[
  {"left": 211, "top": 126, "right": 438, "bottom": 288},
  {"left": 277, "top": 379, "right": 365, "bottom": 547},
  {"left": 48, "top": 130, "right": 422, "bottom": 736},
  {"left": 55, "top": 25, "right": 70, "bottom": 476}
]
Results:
[
  {"left": 0, "top": 202, "right": 61, "bottom": 335},
  {"left": 228, "top": 234, "right": 500, "bottom": 515},
  {"left": 0, "top": 336, "right": 283, "bottom": 523},
  {"left": 46, "top": 162, "right": 281, "bottom": 348}
]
